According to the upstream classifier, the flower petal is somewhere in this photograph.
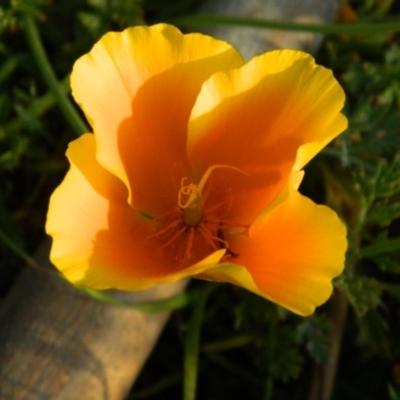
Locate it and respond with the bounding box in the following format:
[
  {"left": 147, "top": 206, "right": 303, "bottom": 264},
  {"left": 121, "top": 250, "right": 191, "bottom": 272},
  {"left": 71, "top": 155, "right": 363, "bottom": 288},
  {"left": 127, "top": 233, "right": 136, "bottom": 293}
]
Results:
[
  {"left": 200, "top": 190, "right": 347, "bottom": 316},
  {"left": 187, "top": 49, "right": 347, "bottom": 224},
  {"left": 46, "top": 134, "right": 226, "bottom": 290},
  {"left": 60, "top": 134, "right": 129, "bottom": 204},
  {"left": 71, "top": 24, "right": 244, "bottom": 217},
  {"left": 294, "top": 118, "right": 346, "bottom": 171}
]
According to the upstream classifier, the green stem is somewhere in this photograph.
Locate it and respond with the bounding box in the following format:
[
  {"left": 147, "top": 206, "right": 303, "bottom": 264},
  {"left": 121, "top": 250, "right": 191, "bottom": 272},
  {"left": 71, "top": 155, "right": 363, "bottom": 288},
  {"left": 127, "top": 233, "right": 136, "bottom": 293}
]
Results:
[
  {"left": 264, "top": 311, "right": 277, "bottom": 400},
  {"left": 0, "top": 228, "right": 38, "bottom": 268},
  {"left": 183, "top": 284, "right": 214, "bottom": 400},
  {"left": 2, "top": 75, "right": 70, "bottom": 134},
  {"left": 22, "top": 14, "right": 88, "bottom": 136},
  {"left": 322, "top": 147, "right": 376, "bottom": 172},
  {"left": 170, "top": 14, "right": 400, "bottom": 35},
  {"left": 128, "top": 373, "right": 181, "bottom": 399},
  {"left": 81, "top": 287, "right": 194, "bottom": 313},
  {"left": 361, "top": 237, "right": 400, "bottom": 258}
]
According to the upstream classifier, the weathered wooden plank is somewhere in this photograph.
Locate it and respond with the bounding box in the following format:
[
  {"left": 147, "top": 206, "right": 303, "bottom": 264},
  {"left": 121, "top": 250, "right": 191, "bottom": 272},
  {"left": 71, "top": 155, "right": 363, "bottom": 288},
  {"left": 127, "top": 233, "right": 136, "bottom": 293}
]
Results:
[
  {"left": 200, "top": 0, "right": 341, "bottom": 59},
  {"left": 0, "top": 241, "right": 188, "bottom": 400}
]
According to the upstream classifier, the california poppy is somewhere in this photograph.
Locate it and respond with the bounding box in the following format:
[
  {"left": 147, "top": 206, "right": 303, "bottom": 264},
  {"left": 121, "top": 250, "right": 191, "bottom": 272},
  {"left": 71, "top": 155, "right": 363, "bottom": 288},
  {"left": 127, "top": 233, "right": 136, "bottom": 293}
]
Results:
[{"left": 46, "top": 24, "right": 347, "bottom": 316}]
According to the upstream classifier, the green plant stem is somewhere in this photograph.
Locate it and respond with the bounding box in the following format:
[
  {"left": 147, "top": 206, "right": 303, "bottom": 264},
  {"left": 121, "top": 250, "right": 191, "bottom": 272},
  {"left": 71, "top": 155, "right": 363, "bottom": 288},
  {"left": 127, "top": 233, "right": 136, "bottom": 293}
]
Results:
[
  {"left": 264, "top": 312, "right": 277, "bottom": 400},
  {"left": 128, "top": 373, "right": 181, "bottom": 399},
  {"left": 81, "top": 287, "right": 194, "bottom": 313},
  {"left": 0, "top": 228, "right": 38, "bottom": 268},
  {"left": 22, "top": 14, "right": 88, "bottom": 136},
  {"left": 322, "top": 147, "right": 376, "bottom": 172},
  {"left": 170, "top": 14, "right": 400, "bottom": 35},
  {"left": 321, "top": 290, "right": 349, "bottom": 400},
  {"left": 2, "top": 75, "right": 70, "bottom": 134},
  {"left": 361, "top": 237, "right": 400, "bottom": 258},
  {"left": 183, "top": 284, "right": 214, "bottom": 400}
]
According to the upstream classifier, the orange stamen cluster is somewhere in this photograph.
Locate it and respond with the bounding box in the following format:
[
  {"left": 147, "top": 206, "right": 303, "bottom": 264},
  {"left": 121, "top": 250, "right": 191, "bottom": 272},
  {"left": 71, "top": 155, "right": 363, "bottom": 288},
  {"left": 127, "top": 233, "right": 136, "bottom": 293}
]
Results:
[{"left": 147, "top": 165, "right": 247, "bottom": 264}]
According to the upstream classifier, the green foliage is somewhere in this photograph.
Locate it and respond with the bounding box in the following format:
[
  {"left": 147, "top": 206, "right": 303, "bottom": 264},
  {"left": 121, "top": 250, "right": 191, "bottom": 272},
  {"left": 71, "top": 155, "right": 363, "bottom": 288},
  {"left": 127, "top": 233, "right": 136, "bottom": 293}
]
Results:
[
  {"left": 317, "top": 0, "right": 400, "bottom": 327},
  {"left": 78, "top": 0, "right": 144, "bottom": 38},
  {"left": 268, "top": 325, "right": 304, "bottom": 382},
  {"left": 388, "top": 384, "right": 400, "bottom": 400},
  {"left": 335, "top": 275, "right": 382, "bottom": 316},
  {"left": 297, "top": 315, "right": 331, "bottom": 363},
  {"left": 355, "top": 156, "right": 400, "bottom": 214},
  {"left": 0, "top": 0, "right": 48, "bottom": 34},
  {"left": 356, "top": 308, "right": 390, "bottom": 355}
]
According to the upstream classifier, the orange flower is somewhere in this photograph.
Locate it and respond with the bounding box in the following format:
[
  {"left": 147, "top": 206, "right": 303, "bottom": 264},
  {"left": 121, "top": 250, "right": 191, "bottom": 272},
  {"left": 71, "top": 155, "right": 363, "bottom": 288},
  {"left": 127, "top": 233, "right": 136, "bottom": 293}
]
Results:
[{"left": 46, "top": 24, "right": 347, "bottom": 316}]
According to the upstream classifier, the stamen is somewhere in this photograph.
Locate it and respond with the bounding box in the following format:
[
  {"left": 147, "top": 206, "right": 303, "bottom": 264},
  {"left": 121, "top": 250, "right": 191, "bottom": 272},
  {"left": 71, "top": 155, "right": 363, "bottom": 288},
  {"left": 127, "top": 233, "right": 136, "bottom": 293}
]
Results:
[
  {"left": 146, "top": 217, "right": 181, "bottom": 241},
  {"left": 178, "top": 164, "right": 247, "bottom": 228},
  {"left": 155, "top": 225, "right": 187, "bottom": 251},
  {"left": 197, "top": 223, "right": 220, "bottom": 251},
  {"left": 146, "top": 164, "right": 246, "bottom": 264},
  {"left": 183, "top": 228, "right": 196, "bottom": 260}
]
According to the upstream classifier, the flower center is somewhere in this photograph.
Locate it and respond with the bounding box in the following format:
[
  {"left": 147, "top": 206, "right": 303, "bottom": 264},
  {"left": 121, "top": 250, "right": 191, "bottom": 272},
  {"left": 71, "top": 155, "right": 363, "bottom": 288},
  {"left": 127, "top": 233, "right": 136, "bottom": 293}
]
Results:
[
  {"left": 177, "top": 165, "right": 244, "bottom": 228},
  {"left": 178, "top": 180, "right": 202, "bottom": 228},
  {"left": 146, "top": 165, "right": 247, "bottom": 265}
]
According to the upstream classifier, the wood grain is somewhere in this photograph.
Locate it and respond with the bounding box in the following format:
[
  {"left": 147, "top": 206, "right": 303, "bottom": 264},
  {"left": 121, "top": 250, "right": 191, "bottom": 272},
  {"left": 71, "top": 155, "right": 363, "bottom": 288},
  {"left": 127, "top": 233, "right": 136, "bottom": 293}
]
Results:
[
  {"left": 0, "top": 241, "right": 187, "bottom": 400},
  {"left": 200, "top": 0, "right": 341, "bottom": 60}
]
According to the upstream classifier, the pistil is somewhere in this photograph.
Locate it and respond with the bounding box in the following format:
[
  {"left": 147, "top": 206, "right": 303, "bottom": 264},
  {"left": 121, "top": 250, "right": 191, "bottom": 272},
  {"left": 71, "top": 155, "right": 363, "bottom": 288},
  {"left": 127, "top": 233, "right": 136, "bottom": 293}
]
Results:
[
  {"left": 183, "top": 195, "right": 202, "bottom": 227},
  {"left": 178, "top": 164, "right": 245, "bottom": 229}
]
